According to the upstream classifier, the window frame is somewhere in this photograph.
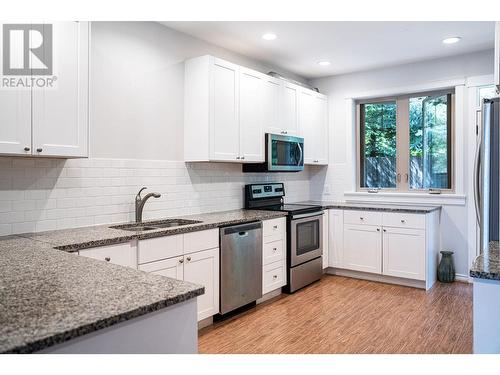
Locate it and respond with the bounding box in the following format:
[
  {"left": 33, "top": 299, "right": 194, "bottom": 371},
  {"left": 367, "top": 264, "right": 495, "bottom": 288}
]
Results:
[{"left": 356, "top": 89, "right": 455, "bottom": 193}]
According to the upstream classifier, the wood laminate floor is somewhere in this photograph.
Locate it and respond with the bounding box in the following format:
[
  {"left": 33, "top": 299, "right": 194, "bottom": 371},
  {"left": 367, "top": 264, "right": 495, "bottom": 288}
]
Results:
[{"left": 198, "top": 275, "right": 472, "bottom": 354}]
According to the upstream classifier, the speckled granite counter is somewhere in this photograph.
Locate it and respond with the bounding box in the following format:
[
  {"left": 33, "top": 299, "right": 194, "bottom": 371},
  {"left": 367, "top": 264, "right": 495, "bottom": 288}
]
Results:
[
  {"left": 20, "top": 209, "right": 286, "bottom": 252},
  {"left": 0, "top": 209, "right": 286, "bottom": 353},
  {"left": 470, "top": 242, "right": 500, "bottom": 280},
  {"left": 293, "top": 200, "right": 441, "bottom": 214},
  {"left": 0, "top": 236, "right": 203, "bottom": 354}
]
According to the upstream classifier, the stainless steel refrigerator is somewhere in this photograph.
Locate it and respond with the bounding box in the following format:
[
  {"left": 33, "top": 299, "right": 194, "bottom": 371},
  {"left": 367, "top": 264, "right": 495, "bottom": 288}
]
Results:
[{"left": 475, "top": 97, "right": 500, "bottom": 256}]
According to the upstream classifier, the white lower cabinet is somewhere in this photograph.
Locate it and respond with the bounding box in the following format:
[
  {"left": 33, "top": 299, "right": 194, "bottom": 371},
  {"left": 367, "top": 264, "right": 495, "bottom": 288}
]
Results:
[
  {"left": 263, "top": 261, "right": 286, "bottom": 294},
  {"left": 343, "top": 224, "right": 382, "bottom": 274},
  {"left": 138, "top": 256, "right": 184, "bottom": 280},
  {"left": 382, "top": 227, "right": 425, "bottom": 280},
  {"left": 328, "top": 209, "right": 440, "bottom": 290},
  {"left": 328, "top": 209, "right": 344, "bottom": 268},
  {"left": 262, "top": 217, "right": 287, "bottom": 295},
  {"left": 322, "top": 209, "right": 329, "bottom": 269},
  {"left": 79, "top": 241, "right": 137, "bottom": 268},
  {"left": 183, "top": 248, "right": 219, "bottom": 321}
]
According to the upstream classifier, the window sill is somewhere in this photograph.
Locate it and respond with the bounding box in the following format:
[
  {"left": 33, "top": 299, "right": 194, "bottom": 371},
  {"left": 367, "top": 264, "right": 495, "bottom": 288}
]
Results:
[{"left": 344, "top": 191, "right": 466, "bottom": 206}]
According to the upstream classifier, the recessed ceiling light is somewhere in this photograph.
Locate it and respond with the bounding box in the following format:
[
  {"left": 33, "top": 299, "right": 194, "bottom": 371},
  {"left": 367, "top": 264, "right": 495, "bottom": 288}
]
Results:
[
  {"left": 262, "top": 33, "right": 277, "bottom": 41},
  {"left": 317, "top": 60, "right": 331, "bottom": 66},
  {"left": 442, "top": 37, "right": 461, "bottom": 44}
]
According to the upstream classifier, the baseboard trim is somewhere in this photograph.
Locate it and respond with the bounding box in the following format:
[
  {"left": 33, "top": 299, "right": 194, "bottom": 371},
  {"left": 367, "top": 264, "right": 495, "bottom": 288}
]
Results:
[
  {"left": 257, "top": 288, "right": 282, "bottom": 304},
  {"left": 198, "top": 316, "right": 213, "bottom": 330},
  {"left": 326, "top": 268, "right": 426, "bottom": 289}
]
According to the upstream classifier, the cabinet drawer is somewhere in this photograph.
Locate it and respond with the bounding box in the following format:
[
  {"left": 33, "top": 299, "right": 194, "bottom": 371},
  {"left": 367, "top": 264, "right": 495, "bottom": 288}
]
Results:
[
  {"left": 138, "top": 235, "right": 183, "bottom": 264},
  {"left": 382, "top": 212, "right": 425, "bottom": 229},
  {"left": 263, "top": 261, "right": 286, "bottom": 294},
  {"left": 263, "top": 217, "right": 286, "bottom": 241},
  {"left": 79, "top": 242, "right": 136, "bottom": 268},
  {"left": 184, "top": 229, "right": 219, "bottom": 254},
  {"left": 263, "top": 239, "right": 284, "bottom": 265},
  {"left": 344, "top": 210, "right": 382, "bottom": 226}
]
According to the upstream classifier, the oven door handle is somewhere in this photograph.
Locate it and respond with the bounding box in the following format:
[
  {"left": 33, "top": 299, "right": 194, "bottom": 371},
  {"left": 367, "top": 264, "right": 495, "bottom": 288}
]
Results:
[{"left": 291, "top": 210, "right": 324, "bottom": 220}]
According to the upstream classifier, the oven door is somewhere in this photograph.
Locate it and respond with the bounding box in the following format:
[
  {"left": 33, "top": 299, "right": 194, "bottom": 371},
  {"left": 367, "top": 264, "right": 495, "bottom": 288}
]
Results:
[
  {"left": 290, "top": 211, "right": 323, "bottom": 267},
  {"left": 267, "top": 133, "right": 304, "bottom": 171}
]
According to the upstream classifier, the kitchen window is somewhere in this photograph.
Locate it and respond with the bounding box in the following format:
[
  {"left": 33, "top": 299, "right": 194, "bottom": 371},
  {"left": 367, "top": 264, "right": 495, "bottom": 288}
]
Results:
[{"left": 357, "top": 90, "right": 454, "bottom": 192}]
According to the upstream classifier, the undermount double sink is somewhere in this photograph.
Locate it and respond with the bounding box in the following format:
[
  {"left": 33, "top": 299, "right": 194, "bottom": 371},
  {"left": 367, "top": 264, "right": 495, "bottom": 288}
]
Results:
[{"left": 110, "top": 219, "right": 202, "bottom": 232}]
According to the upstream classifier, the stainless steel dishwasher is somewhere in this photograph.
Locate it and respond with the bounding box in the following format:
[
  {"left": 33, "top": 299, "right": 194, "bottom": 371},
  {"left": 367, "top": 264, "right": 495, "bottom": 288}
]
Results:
[{"left": 219, "top": 221, "right": 262, "bottom": 315}]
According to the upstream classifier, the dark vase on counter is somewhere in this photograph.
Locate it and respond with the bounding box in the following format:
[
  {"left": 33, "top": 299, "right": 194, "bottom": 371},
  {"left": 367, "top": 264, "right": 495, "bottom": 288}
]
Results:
[{"left": 438, "top": 250, "right": 455, "bottom": 283}]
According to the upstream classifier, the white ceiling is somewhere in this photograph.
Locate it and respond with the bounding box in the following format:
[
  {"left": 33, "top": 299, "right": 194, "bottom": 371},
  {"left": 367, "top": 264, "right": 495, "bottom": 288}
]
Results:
[{"left": 162, "top": 21, "right": 495, "bottom": 79}]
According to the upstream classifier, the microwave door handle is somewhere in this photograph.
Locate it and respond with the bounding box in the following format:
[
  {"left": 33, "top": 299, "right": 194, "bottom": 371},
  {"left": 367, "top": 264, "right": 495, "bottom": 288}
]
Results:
[{"left": 297, "top": 142, "right": 303, "bottom": 166}]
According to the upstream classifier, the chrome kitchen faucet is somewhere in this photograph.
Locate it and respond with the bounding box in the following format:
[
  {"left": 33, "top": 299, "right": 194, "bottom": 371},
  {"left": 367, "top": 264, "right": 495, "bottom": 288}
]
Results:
[{"left": 135, "top": 187, "right": 161, "bottom": 223}]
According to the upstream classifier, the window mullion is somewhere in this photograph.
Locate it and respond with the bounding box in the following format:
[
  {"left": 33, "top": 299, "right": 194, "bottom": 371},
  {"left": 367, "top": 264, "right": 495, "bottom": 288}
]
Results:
[{"left": 396, "top": 98, "right": 410, "bottom": 191}]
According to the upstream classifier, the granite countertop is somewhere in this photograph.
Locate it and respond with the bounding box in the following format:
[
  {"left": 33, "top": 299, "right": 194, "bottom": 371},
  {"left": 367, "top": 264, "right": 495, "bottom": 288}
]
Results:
[
  {"left": 20, "top": 209, "right": 287, "bottom": 252},
  {"left": 470, "top": 241, "right": 500, "bottom": 280},
  {"left": 293, "top": 200, "right": 441, "bottom": 214},
  {"left": 0, "top": 209, "right": 286, "bottom": 353},
  {"left": 0, "top": 236, "right": 203, "bottom": 354}
]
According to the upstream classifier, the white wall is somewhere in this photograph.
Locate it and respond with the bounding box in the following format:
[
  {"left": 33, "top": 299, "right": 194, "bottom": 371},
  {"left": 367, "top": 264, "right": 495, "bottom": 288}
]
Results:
[
  {"left": 90, "top": 21, "right": 308, "bottom": 161},
  {"left": 310, "top": 49, "right": 495, "bottom": 278}
]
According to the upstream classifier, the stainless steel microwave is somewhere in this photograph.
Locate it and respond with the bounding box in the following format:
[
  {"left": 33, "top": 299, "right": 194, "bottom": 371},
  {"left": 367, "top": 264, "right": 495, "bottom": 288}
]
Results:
[{"left": 243, "top": 133, "right": 304, "bottom": 173}]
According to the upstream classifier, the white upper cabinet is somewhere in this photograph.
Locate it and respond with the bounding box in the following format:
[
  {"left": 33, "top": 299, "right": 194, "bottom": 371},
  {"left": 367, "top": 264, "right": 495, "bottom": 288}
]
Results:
[
  {"left": 239, "top": 67, "right": 264, "bottom": 162},
  {"left": 211, "top": 58, "right": 240, "bottom": 161},
  {"left": 281, "top": 82, "right": 300, "bottom": 135},
  {"left": 0, "top": 22, "right": 89, "bottom": 158},
  {"left": 32, "top": 22, "right": 89, "bottom": 157},
  {"left": 0, "top": 89, "right": 31, "bottom": 155},
  {"left": 262, "top": 76, "right": 282, "bottom": 135},
  {"left": 299, "top": 88, "right": 328, "bottom": 165},
  {"left": 184, "top": 55, "right": 264, "bottom": 163},
  {"left": 184, "top": 55, "right": 328, "bottom": 164},
  {"left": 299, "top": 89, "right": 315, "bottom": 164}
]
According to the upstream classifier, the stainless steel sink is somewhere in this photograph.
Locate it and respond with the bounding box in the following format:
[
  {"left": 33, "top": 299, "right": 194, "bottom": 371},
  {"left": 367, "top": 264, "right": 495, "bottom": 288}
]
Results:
[{"left": 110, "top": 219, "right": 202, "bottom": 232}]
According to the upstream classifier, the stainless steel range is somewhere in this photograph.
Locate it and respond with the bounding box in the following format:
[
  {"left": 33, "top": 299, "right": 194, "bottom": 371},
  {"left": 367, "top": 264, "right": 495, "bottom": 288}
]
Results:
[{"left": 245, "top": 182, "right": 323, "bottom": 293}]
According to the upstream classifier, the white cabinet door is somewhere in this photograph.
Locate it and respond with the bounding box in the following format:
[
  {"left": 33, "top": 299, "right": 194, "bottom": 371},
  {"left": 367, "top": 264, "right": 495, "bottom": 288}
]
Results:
[
  {"left": 315, "top": 95, "right": 329, "bottom": 165},
  {"left": 322, "top": 209, "right": 329, "bottom": 269},
  {"left": 239, "top": 67, "right": 264, "bottom": 162},
  {"left": 210, "top": 58, "right": 239, "bottom": 161},
  {"left": 299, "top": 89, "right": 315, "bottom": 164},
  {"left": 263, "top": 76, "right": 282, "bottom": 135},
  {"left": 328, "top": 209, "right": 344, "bottom": 268},
  {"left": 281, "top": 82, "right": 299, "bottom": 135},
  {"left": 383, "top": 227, "right": 425, "bottom": 280},
  {"left": 343, "top": 224, "right": 382, "bottom": 274},
  {"left": 138, "top": 256, "right": 184, "bottom": 280},
  {"left": 183, "top": 248, "right": 219, "bottom": 321},
  {"left": 79, "top": 242, "right": 137, "bottom": 269},
  {"left": 32, "top": 22, "right": 89, "bottom": 157}
]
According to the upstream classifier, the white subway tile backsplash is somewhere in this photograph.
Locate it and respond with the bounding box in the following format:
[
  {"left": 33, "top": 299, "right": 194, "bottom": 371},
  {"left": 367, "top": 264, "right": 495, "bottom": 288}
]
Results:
[{"left": 0, "top": 157, "right": 312, "bottom": 235}]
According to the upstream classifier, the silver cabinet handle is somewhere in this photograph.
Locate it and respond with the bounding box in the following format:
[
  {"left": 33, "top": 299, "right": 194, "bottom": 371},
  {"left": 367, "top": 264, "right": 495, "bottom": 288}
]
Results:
[
  {"left": 360, "top": 217, "right": 364, "bottom": 220},
  {"left": 401, "top": 219, "right": 406, "bottom": 223},
  {"left": 272, "top": 247, "right": 277, "bottom": 251},
  {"left": 273, "top": 225, "right": 278, "bottom": 229},
  {"left": 179, "top": 258, "right": 184, "bottom": 264},
  {"left": 236, "top": 156, "right": 240, "bottom": 160},
  {"left": 383, "top": 229, "right": 387, "bottom": 232},
  {"left": 186, "top": 256, "right": 191, "bottom": 262},
  {"left": 24, "top": 147, "right": 30, "bottom": 152},
  {"left": 376, "top": 228, "right": 380, "bottom": 232},
  {"left": 241, "top": 156, "right": 245, "bottom": 160},
  {"left": 273, "top": 275, "right": 278, "bottom": 279},
  {"left": 36, "top": 148, "right": 43, "bottom": 153},
  {"left": 104, "top": 257, "right": 111, "bottom": 262}
]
